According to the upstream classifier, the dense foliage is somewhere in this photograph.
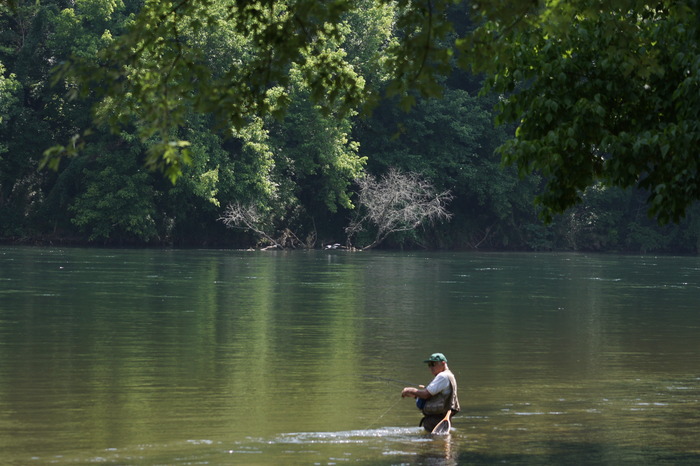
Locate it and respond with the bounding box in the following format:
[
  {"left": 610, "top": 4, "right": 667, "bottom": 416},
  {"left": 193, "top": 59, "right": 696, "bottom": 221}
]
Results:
[
  {"left": 469, "top": 0, "right": 700, "bottom": 224},
  {"left": 0, "top": 0, "right": 698, "bottom": 252}
]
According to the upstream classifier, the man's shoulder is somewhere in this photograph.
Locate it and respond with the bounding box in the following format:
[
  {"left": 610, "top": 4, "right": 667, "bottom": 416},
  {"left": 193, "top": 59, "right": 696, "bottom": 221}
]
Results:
[
  {"left": 437, "top": 370, "right": 457, "bottom": 390},
  {"left": 436, "top": 371, "right": 451, "bottom": 380},
  {"left": 426, "top": 371, "right": 450, "bottom": 394}
]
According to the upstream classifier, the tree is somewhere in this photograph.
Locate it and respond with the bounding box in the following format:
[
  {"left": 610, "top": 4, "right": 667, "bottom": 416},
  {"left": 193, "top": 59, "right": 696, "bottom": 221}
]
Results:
[
  {"left": 0, "top": 63, "right": 19, "bottom": 140},
  {"left": 0, "top": 61, "right": 19, "bottom": 166},
  {"left": 0, "top": 0, "right": 91, "bottom": 238},
  {"left": 345, "top": 168, "right": 453, "bottom": 250},
  {"left": 69, "top": 145, "right": 160, "bottom": 243},
  {"left": 39, "top": 0, "right": 465, "bottom": 178},
  {"left": 38, "top": 0, "right": 700, "bottom": 224},
  {"left": 0, "top": 62, "right": 21, "bottom": 235},
  {"left": 356, "top": 86, "right": 543, "bottom": 249},
  {"left": 219, "top": 202, "right": 314, "bottom": 249},
  {"left": 0, "top": 0, "right": 382, "bottom": 244},
  {"left": 464, "top": 0, "right": 700, "bottom": 223},
  {"left": 43, "top": 0, "right": 370, "bottom": 181}
]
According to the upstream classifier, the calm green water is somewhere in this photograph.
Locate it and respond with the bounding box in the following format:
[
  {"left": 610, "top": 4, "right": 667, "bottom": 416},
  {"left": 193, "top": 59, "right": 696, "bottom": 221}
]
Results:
[{"left": 1, "top": 247, "right": 699, "bottom": 465}]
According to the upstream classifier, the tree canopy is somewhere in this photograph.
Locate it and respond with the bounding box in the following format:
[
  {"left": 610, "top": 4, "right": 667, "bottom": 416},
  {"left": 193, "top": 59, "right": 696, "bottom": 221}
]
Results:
[
  {"left": 2, "top": 0, "right": 700, "bottom": 250},
  {"left": 33, "top": 0, "right": 700, "bottom": 223},
  {"left": 468, "top": 0, "right": 700, "bottom": 224}
]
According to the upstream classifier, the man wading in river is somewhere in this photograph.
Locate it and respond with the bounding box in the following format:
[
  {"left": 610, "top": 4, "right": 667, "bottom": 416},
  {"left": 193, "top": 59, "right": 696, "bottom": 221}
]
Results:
[{"left": 401, "top": 353, "right": 460, "bottom": 432}]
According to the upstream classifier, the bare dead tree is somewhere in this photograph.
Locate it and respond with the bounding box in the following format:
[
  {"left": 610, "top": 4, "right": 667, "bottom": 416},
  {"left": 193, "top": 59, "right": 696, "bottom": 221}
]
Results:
[
  {"left": 219, "top": 203, "right": 282, "bottom": 248},
  {"left": 219, "top": 203, "right": 316, "bottom": 249},
  {"left": 346, "top": 168, "right": 453, "bottom": 250},
  {"left": 467, "top": 224, "right": 493, "bottom": 249}
]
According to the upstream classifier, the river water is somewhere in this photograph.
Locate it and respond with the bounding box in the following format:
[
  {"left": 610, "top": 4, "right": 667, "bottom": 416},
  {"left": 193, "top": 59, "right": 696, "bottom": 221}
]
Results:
[{"left": 0, "top": 247, "right": 699, "bottom": 464}]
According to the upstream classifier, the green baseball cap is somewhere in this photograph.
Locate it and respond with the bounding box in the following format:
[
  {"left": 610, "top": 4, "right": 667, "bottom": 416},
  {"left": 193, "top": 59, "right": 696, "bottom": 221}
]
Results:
[{"left": 424, "top": 352, "right": 447, "bottom": 363}]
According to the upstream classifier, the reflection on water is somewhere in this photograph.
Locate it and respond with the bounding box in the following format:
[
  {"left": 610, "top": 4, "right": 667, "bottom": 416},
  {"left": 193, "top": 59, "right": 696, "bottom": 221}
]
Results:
[
  {"left": 233, "top": 427, "right": 459, "bottom": 465},
  {"left": 0, "top": 247, "right": 699, "bottom": 464}
]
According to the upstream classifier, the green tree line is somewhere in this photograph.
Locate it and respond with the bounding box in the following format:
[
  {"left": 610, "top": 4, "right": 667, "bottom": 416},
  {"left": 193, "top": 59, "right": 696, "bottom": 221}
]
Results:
[{"left": 1, "top": 0, "right": 699, "bottom": 252}]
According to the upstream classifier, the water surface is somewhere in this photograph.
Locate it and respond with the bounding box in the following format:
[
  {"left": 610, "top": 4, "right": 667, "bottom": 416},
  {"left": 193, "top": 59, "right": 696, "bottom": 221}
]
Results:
[{"left": 1, "top": 247, "right": 699, "bottom": 464}]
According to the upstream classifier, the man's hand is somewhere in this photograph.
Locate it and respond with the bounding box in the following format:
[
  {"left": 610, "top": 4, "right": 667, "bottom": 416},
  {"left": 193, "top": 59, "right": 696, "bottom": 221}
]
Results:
[{"left": 401, "top": 386, "right": 428, "bottom": 398}]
